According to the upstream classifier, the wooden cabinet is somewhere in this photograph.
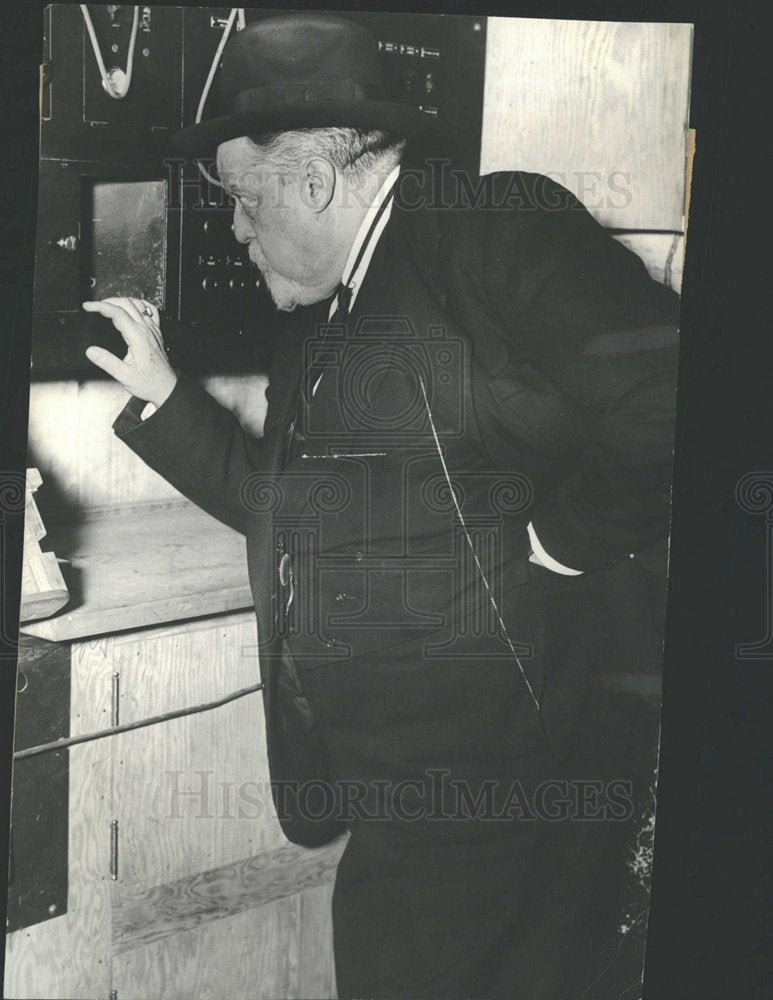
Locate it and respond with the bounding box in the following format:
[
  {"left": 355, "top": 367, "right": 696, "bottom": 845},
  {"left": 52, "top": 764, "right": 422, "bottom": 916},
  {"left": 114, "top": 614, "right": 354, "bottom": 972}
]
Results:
[
  {"left": 110, "top": 614, "right": 283, "bottom": 888},
  {"left": 5, "top": 510, "right": 344, "bottom": 1000}
]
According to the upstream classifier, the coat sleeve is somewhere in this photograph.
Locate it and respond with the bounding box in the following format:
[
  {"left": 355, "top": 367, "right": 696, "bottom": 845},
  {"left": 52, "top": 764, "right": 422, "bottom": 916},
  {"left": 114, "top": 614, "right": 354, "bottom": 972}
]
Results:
[
  {"left": 479, "top": 173, "right": 681, "bottom": 572},
  {"left": 112, "top": 371, "right": 268, "bottom": 535}
]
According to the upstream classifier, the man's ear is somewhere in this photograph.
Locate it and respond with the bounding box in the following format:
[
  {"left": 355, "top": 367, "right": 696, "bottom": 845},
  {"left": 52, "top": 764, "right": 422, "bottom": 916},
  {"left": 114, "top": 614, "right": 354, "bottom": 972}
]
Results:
[{"left": 303, "top": 157, "right": 336, "bottom": 212}]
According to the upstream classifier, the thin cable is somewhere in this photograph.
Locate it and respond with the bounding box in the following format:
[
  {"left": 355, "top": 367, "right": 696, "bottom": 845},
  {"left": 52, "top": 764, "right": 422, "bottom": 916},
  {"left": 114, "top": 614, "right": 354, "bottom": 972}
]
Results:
[
  {"left": 418, "top": 377, "right": 542, "bottom": 714},
  {"left": 14, "top": 680, "right": 264, "bottom": 761},
  {"left": 194, "top": 8, "right": 241, "bottom": 188},
  {"left": 121, "top": 6, "right": 140, "bottom": 98},
  {"left": 80, "top": 5, "right": 140, "bottom": 100},
  {"left": 663, "top": 232, "right": 682, "bottom": 290}
]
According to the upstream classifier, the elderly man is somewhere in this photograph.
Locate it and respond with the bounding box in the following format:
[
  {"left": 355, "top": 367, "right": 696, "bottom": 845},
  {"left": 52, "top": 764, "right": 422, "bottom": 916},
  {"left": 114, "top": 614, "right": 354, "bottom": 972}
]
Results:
[{"left": 84, "top": 13, "right": 679, "bottom": 999}]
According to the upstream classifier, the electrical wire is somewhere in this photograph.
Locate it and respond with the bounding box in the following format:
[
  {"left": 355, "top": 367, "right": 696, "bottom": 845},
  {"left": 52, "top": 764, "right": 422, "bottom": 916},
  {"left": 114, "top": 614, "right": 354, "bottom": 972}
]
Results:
[
  {"left": 80, "top": 4, "right": 140, "bottom": 101},
  {"left": 194, "top": 8, "right": 244, "bottom": 188},
  {"left": 13, "top": 680, "right": 264, "bottom": 761},
  {"left": 663, "top": 232, "right": 682, "bottom": 290}
]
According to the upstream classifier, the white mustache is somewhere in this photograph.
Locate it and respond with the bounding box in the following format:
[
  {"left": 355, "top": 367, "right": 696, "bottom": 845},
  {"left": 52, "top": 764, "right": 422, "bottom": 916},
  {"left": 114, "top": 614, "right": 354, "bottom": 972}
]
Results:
[{"left": 246, "top": 239, "right": 267, "bottom": 271}]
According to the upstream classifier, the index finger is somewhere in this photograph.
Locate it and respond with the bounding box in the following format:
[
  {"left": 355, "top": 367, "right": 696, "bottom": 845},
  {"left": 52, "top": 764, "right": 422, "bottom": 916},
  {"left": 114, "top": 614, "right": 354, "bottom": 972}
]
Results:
[
  {"left": 104, "top": 296, "right": 155, "bottom": 327},
  {"left": 82, "top": 300, "right": 145, "bottom": 349}
]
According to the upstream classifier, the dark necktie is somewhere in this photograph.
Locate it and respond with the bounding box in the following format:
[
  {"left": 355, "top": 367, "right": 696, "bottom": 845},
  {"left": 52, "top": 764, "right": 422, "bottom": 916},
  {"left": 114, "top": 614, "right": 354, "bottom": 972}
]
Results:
[
  {"left": 301, "top": 281, "right": 352, "bottom": 405},
  {"left": 284, "top": 180, "right": 396, "bottom": 464}
]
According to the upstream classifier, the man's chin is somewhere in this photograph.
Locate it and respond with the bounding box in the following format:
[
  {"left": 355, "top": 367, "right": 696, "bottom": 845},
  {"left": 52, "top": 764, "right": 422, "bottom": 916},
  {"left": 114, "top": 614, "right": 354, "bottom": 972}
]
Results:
[
  {"left": 248, "top": 251, "right": 328, "bottom": 313},
  {"left": 251, "top": 265, "right": 306, "bottom": 312}
]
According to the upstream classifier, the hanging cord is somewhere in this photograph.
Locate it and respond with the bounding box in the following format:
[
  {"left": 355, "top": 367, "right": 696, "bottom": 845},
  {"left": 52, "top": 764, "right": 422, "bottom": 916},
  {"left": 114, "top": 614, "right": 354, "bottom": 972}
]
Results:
[
  {"left": 194, "top": 8, "right": 244, "bottom": 188},
  {"left": 80, "top": 5, "right": 140, "bottom": 100},
  {"left": 663, "top": 232, "right": 682, "bottom": 290},
  {"left": 418, "top": 377, "right": 542, "bottom": 715},
  {"left": 14, "top": 680, "right": 264, "bottom": 761}
]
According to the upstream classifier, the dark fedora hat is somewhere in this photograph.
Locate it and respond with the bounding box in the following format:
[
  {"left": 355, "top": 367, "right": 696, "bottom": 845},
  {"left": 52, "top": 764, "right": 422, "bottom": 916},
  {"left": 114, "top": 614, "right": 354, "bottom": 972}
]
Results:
[{"left": 173, "top": 13, "right": 434, "bottom": 156}]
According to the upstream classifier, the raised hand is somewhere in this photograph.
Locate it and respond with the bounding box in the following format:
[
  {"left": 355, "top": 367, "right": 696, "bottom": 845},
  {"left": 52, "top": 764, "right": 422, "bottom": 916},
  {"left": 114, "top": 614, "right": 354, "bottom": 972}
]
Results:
[{"left": 83, "top": 297, "right": 177, "bottom": 407}]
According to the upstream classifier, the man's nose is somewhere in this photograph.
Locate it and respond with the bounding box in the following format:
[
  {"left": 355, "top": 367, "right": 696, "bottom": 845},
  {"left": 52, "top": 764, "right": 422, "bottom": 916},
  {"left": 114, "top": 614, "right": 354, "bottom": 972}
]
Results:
[{"left": 231, "top": 203, "right": 253, "bottom": 244}]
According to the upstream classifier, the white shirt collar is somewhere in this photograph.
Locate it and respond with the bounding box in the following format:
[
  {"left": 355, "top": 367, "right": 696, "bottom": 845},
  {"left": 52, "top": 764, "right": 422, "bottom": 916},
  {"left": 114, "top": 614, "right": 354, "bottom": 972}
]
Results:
[{"left": 328, "top": 163, "right": 401, "bottom": 320}]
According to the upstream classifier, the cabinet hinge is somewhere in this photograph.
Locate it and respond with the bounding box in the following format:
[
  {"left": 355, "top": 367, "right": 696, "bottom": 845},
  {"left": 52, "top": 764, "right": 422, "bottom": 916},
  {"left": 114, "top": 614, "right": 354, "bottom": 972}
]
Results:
[
  {"left": 111, "top": 671, "right": 120, "bottom": 727},
  {"left": 109, "top": 819, "right": 118, "bottom": 880}
]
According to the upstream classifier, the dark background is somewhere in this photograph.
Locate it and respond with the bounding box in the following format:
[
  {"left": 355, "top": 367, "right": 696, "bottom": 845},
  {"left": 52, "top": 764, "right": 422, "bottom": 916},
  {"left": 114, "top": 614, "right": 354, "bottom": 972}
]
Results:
[{"left": 1, "top": 1, "right": 771, "bottom": 997}]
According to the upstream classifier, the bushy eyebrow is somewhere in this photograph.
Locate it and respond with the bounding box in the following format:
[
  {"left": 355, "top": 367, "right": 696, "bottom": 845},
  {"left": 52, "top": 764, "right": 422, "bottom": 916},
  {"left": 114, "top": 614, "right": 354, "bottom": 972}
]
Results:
[
  {"left": 219, "top": 178, "right": 260, "bottom": 202},
  {"left": 218, "top": 178, "right": 245, "bottom": 201},
  {"left": 215, "top": 164, "right": 265, "bottom": 201}
]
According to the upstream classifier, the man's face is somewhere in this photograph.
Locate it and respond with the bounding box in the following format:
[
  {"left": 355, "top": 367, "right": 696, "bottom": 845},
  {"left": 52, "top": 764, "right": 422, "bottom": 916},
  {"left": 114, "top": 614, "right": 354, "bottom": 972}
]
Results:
[{"left": 216, "top": 136, "right": 325, "bottom": 311}]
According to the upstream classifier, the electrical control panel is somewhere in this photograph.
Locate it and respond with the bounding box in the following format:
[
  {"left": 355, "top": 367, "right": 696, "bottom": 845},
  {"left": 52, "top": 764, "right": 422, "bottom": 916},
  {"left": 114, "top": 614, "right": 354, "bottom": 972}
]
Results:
[
  {"left": 41, "top": 4, "right": 182, "bottom": 163},
  {"left": 82, "top": 5, "right": 176, "bottom": 128},
  {"left": 176, "top": 7, "right": 276, "bottom": 342},
  {"left": 31, "top": 5, "right": 486, "bottom": 376}
]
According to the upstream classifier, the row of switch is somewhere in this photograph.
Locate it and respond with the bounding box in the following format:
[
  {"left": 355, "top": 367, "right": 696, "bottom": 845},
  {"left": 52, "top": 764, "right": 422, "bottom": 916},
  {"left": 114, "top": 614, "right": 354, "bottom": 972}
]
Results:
[
  {"left": 196, "top": 253, "right": 249, "bottom": 267},
  {"left": 199, "top": 274, "right": 259, "bottom": 293},
  {"left": 378, "top": 42, "right": 440, "bottom": 59},
  {"left": 376, "top": 44, "right": 441, "bottom": 101},
  {"left": 193, "top": 214, "right": 255, "bottom": 293}
]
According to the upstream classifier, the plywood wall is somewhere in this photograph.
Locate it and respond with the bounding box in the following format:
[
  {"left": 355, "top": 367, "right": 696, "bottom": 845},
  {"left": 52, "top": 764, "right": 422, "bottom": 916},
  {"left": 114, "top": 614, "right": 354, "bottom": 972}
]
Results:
[
  {"left": 26, "top": 374, "right": 268, "bottom": 517},
  {"left": 480, "top": 18, "right": 693, "bottom": 231}
]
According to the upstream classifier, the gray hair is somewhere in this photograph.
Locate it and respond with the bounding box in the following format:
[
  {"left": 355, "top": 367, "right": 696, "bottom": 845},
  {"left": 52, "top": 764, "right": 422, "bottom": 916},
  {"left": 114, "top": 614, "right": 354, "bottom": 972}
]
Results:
[{"left": 246, "top": 127, "right": 406, "bottom": 184}]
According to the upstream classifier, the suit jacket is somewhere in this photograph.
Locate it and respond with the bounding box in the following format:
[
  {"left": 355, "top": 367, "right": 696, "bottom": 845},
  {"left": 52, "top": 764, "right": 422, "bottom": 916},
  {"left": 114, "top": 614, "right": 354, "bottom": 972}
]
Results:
[{"left": 114, "top": 169, "right": 680, "bottom": 846}]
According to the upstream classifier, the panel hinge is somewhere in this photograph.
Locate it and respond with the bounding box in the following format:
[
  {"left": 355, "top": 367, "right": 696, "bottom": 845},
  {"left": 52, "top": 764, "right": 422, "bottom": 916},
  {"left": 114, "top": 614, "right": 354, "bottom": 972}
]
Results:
[
  {"left": 111, "top": 671, "right": 120, "bottom": 727},
  {"left": 109, "top": 820, "right": 119, "bottom": 881}
]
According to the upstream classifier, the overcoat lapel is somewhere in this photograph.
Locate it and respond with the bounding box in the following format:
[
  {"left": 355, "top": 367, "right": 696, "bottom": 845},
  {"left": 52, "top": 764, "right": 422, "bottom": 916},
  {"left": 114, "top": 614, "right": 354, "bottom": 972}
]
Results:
[{"left": 277, "top": 191, "right": 450, "bottom": 522}]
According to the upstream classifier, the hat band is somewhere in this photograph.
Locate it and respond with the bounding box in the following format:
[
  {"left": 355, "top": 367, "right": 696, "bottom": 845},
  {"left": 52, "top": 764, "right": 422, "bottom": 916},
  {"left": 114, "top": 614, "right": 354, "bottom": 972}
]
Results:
[{"left": 233, "top": 79, "right": 383, "bottom": 112}]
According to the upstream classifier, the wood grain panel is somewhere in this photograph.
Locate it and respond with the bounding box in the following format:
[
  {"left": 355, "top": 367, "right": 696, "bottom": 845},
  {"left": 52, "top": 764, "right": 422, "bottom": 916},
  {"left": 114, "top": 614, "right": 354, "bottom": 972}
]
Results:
[
  {"left": 112, "top": 611, "right": 260, "bottom": 719},
  {"left": 480, "top": 18, "right": 693, "bottom": 229},
  {"left": 111, "top": 614, "right": 286, "bottom": 888},
  {"left": 112, "top": 891, "right": 336, "bottom": 1000},
  {"left": 26, "top": 373, "right": 268, "bottom": 517},
  {"left": 112, "top": 838, "right": 346, "bottom": 955},
  {"left": 297, "top": 882, "right": 338, "bottom": 999},
  {"left": 21, "top": 505, "right": 252, "bottom": 643},
  {"left": 4, "top": 640, "right": 114, "bottom": 999},
  {"left": 111, "top": 698, "right": 287, "bottom": 888}
]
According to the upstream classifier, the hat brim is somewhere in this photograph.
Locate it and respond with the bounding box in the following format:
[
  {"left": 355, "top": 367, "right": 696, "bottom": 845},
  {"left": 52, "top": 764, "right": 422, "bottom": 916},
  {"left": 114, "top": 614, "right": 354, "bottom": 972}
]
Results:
[{"left": 172, "top": 100, "right": 436, "bottom": 158}]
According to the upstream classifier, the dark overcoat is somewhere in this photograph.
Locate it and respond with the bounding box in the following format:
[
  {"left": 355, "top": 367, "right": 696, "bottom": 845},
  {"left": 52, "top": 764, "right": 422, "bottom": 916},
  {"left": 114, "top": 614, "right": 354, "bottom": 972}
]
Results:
[
  {"left": 114, "top": 168, "right": 678, "bottom": 994},
  {"left": 114, "top": 169, "right": 678, "bottom": 1000},
  {"left": 115, "top": 167, "right": 678, "bottom": 836}
]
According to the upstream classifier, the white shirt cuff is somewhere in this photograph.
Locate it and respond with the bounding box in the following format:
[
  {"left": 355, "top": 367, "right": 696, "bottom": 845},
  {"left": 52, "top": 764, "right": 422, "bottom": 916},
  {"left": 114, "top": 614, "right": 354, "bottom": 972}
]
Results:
[
  {"left": 140, "top": 401, "right": 157, "bottom": 420},
  {"left": 527, "top": 521, "right": 583, "bottom": 575}
]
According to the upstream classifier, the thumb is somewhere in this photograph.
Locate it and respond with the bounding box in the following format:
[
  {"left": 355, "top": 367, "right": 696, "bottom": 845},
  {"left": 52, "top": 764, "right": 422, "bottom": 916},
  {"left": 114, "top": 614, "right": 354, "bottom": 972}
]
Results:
[{"left": 85, "top": 345, "right": 131, "bottom": 385}]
